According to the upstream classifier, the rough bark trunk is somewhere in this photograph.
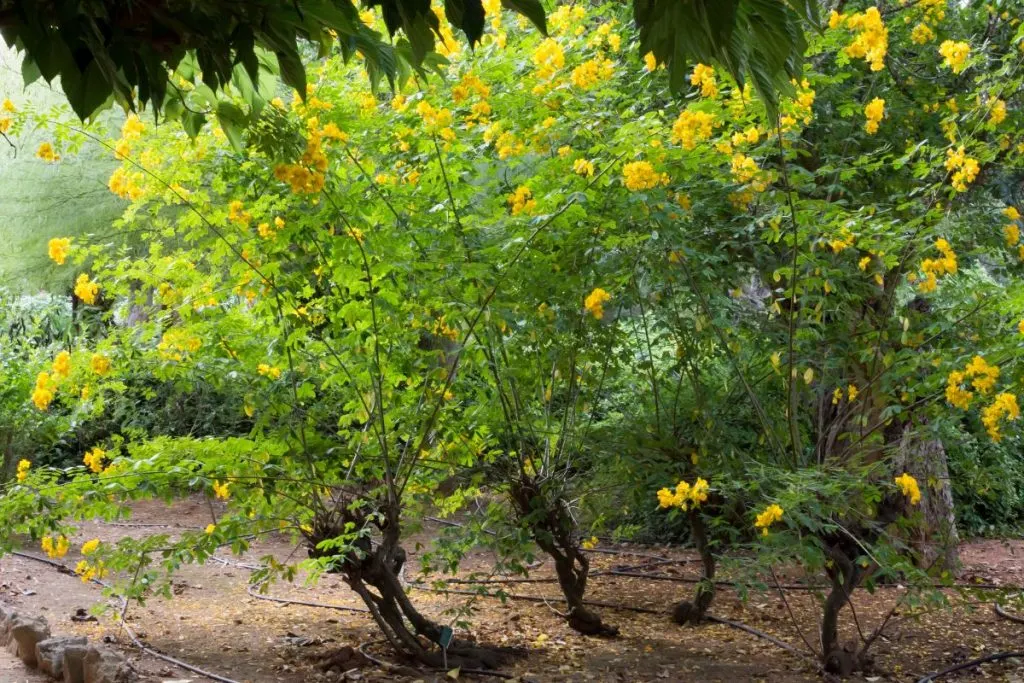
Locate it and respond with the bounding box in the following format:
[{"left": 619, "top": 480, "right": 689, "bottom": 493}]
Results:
[
  {"left": 821, "top": 544, "right": 863, "bottom": 676},
  {"left": 893, "top": 426, "right": 960, "bottom": 572},
  {"left": 673, "top": 510, "right": 716, "bottom": 625},
  {"left": 509, "top": 478, "right": 618, "bottom": 636}
]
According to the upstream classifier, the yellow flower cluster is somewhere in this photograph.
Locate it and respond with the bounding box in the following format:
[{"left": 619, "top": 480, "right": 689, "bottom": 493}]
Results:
[
  {"left": 914, "top": 238, "right": 957, "bottom": 293},
  {"left": 946, "top": 355, "right": 999, "bottom": 409},
  {"left": 16, "top": 459, "right": 30, "bottom": 482},
  {"left": 894, "top": 473, "right": 921, "bottom": 505},
  {"left": 989, "top": 99, "right": 1007, "bottom": 125},
  {"left": 832, "top": 8, "right": 888, "bottom": 71},
  {"left": 90, "top": 353, "right": 111, "bottom": 376},
  {"left": 643, "top": 52, "right": 658, "bottom": 72},
  {"left": 81, "top": 539, "right": 100, "bottom": 555},
  {"left": 622, "top": 160, "right": 669, "bottom": 191},
  {"left": 74, "top": 273, "right": 99, "bottom": 304},
  {"left": 911, "top": 23, "right": 935, "bottom": 44},
  {"left": 508, "top": 186, "right": 536, "bottom": 216},
  {"left": 573, "top": 159, "right": 595, "bottom": 177},
  {"left": 41, "top": 535, "right": 69, "bottom": 559},
  {"left": 108, "top": 167, "right": 144, "bottom": 200},
  {"left": 32, "top": 372, "right": 54, "bottom": 410},
  {"left": 657, "top": 478, "right": 710, "bottom": 511},
  {"left": 36, "top": 141, "right": 60, "bottom": 163},
  {"left": 944, "top": 145, "right": 979, "bottom": 192},
  {"left": 864, "top": 97, "right": 885, "bottom": 134},
  {"left": 75, "top": 560, "right": 105, "bottom": 583},
  {"left": 690, "top": 64, "right": 717, "bottom": 98},
  {"left": 51, "top": 350, "right": 71, "bottom": 379},
  {"left": 670, "top": 110, "right": 717, "bottom": 150},
  {"left": 0, "top": 98, "right": 13, "bottom": 133},
  {"left": 584, "top": 287, "right": 612, "bottom": 320},
  {"left": 452, "top": 72, "right": 490, "bottom": 104},
  {"left": 257, "top": 363, "right": 282, "bottom": 379},
  {"left": 532, "top": 38, "right": 565, "bottom": 80},
  {"left": 273, "top": 119, "right": 345, "bottom": 194},
  {"left": 939, "top": 40, "right": 970, "bottom": 73},
  {"left": 212, "top": 480, "right": 230, "bottom": 499},
  {"left": 754, "top": 503, "right": 784, "bottom": 536},
  {"left": 157, "top": 329, "right": 201, "bottom": 361},
  {"left": 730, "top": 153, "right": 768, "bottom": 192},
  {"left": 981, "top": 392, "right": 1020, "bottom": 442},
  {"left": 48, "top": 237, "right": 71, "bottom": 265},
  {"left": 548, "top": 4, "right": 585, "bottom": 35},
  {"left": 730, "top": 126, "right": 760, "bottom": 148},
  {"left": 83, "top": 446, "right": 106, "bottom": 473},
  {"left": 571, "top": 58, "right": 614, "bottom": 89},
  {"left": 1003, "top": 206, "right": 1020, "bottom": 247}
]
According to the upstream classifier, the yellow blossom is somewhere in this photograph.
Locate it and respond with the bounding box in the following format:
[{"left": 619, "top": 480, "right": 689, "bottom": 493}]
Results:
[
  {"left": 990, "top": 99, "right": 1007, "bottom": 125},
  {"left": 74, "top": 273, "right": 99, "bottom": 305},
  {"left": 36, "top": 141, "right": 60, "bottom": 162},
  {"left": 41, "top": 535, "right": 70, "bottom": 559},
  {"left": 573, "top": 159, "right": 595, "bottom": 177},
  {"left": 842, "top": 7, "right": 888, "bottom": 71},
  {"left": 32, "top": 372, "right": 54, "bottom": 410},
  {"left": 864, "top": 97, "right": 885, "bottom": 134},
  {"left": 584, "top": 288, "right": 612, "bottom": 320},
  {"left": 939, "top": 40, "right": 970, "bottom": 73},
  {"left": 670, "top": 110, "right": 717, "bottom": 150},
  {"left": 48, "top": 237, "right": 72, "bottom": 265},
  {"left": 894, "top": 473, "right": 921, "bottom": 505},
  {"left": 15, "top": 459, "right": 30, "bottom": 482},
  {"left": 508, "top": 186, "right": 536, "bottom": 216},
  {"left": 911, "top": 23, "right": 935, "bottom": 44},
  {"left": 81, "top": 539, "right": 100, "bottom": 555},
  {"left": 51, "top": 351, "right": 72, "bottom": 379},
  {"left": 981, "top": 393, "right": 1019, "bottom": 442},
  {"left": 212, "top": 480, "right": 230, "bottom": 500},
  {"left": 257, "top": 363, "right": 282, "bottom": 379},
  {"left": 622, "top": 161, "right": 669, "bottom": 191},
  {"left": 643, "top": 52, "right": 658, "bottom": 72},
  {"left": 690, "top": 63, "right": 717, "bottom": 98},
  {"left": 754, "top": 504, "right": 784, "bottom": 536},
  {"left": 83, "top": 446, "right": 106, "bottom": 473}
]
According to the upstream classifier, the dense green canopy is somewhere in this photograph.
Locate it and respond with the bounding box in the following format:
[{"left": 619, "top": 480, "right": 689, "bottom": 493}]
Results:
[{"left": 0, "top": 0, "right": 816, "bottom": 123}]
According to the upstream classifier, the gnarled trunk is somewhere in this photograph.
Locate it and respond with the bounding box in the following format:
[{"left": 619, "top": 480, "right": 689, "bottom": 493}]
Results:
[
  {"left": 673, "top": 509, "right": 716, "bottom": 625},
  {"left": 509, "top": 477, "right": 618, "bottom": 636},
  {"left": 821, "top": 543, "right": 864, "bottom": 676}
]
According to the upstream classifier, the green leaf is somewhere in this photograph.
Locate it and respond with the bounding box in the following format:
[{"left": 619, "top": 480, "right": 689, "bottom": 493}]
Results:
[{"left": 500, "top": 0, "right": 546, "bottom": 34}]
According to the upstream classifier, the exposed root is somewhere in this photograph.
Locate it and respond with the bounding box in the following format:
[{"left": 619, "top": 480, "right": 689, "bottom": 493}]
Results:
[{"left": 915, "top": 651, "right": 1024, "bottom": 683}]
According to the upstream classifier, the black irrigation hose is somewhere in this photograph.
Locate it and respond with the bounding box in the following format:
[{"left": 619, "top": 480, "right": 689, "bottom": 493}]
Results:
[
  {"left": 357, "top": 639, "right": 522, "bottom": 680},
  {"left": 7, "top": 551, "right": 242, "bottom": 683},
  {"left": 916, "top": 651, "right": 1024, "bottom": 683},
  {"left": 994, "top": 602, "right": 1024, "bottom": 625},
  {"left": 245, "top": 581, "right": 370, "bottom": 614}
]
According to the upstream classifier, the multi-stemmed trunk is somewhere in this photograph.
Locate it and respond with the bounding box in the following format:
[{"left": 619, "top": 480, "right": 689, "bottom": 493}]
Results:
[
  {"left": 509, "top": 477, "right": 618, "bottom": 636},
  {"left": 672, "top": 510, "right": 716, "bottom": 625},
  {"left": 308, "top": 504, "right": 505, "bottom": 670}
]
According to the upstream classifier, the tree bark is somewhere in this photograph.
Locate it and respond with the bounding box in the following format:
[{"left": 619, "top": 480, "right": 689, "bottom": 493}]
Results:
[
  {"left": 892, "top": 426, "right": 960, "bottom": 572},
  {"left": 673, "top": 510, "right": 716, "bottom": 625}
]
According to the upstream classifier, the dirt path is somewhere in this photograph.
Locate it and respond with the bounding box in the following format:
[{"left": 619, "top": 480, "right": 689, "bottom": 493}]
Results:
[
  {"left": 1, "top": 498, "right": 1023, "bottom": 682},
  {"left": 0, "top": 648, "right": 49, "bottom": 682}
]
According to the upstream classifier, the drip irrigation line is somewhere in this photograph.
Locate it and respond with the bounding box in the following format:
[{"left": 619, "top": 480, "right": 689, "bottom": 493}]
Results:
[
  {"left": 357, "top": 640, "right": 522, "bottom": 681},
  {"left": 994, "top": 602, "right": 1024, "bottom": 624},
  {"left": 916, "top": 651, "right": 1024, "bottom": 683},
  {"left": 704, "top": 615, "right": 803, "bottom": 655},
  {"left": 246, "top": 581, "right": 370, "bottom": 614},
  {"left": 8, "top": 551, "right": 242, "bottom": 683}
]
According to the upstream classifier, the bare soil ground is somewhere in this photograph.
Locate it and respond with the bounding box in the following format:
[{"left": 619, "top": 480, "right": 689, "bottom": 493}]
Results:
[{"left": 1, "top": 497, "right": 1023, "bottom": 683}]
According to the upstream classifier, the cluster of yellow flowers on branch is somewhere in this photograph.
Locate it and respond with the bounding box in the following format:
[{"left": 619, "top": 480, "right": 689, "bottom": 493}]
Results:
[
  {"left": 31, "top": 348, "right": 112, "bottom": 411},
  {"left": 584, "top": 288, "right": 611, "bottom": 320},
  {"left": 657, "top": 478, "right": 710, "bottom": 511},
  {"left": 894, "top": 473, "right": 921, "bottom": 505},
  {"left": 913, "top": 238, "right": 958, "bottom": 293},
  {"left": 944, "top": 146, "right": 979, "bottom": 192},
  {"left": 864, "top": 98, "right": 885, "bottom": 134},
  {"left": 830, "top": 7, "right": 889, "bottom": 71},
  {"left": 981, "top": 393, "right": 1020, "bottom": 442},
  {"left": 754, "top": 504, "right": 784, "bottom": 536}
]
